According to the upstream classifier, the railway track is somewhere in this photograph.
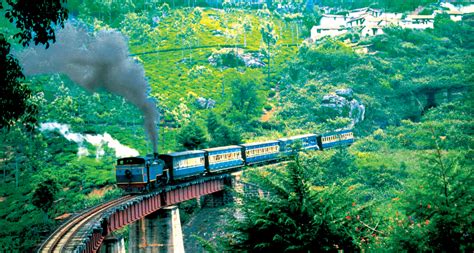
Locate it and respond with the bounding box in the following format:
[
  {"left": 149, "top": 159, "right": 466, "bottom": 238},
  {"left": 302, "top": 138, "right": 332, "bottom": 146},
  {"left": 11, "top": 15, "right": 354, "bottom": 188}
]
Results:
[{"left": 38, "top": 195, "right": 134, "bottom": 253}]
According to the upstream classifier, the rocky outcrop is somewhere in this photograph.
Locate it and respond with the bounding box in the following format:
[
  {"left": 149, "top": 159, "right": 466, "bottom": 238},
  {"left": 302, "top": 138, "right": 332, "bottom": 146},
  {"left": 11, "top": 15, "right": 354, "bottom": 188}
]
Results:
[
  {"left": 195, "top": 97, "right": 216, "bottom": 109},
  {"left": 321, "top": 88, "right": 365, "bottom": 127},
  {"left": 208, "top": 48, "right": 265, "bottom": 68}
]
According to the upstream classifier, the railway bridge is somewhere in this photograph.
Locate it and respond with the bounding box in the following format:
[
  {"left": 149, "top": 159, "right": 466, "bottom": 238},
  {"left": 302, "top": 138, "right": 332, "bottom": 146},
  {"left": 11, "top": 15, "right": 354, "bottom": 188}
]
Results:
[{"left": 38, "top": 170, "right": 261, "bottom": 253}]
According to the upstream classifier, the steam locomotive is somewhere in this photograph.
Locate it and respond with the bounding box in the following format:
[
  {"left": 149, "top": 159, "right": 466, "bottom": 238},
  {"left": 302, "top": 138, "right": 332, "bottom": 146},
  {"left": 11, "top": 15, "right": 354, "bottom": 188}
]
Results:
[{"left": 115, "top": 129, "right": 354, "bottom": 192}]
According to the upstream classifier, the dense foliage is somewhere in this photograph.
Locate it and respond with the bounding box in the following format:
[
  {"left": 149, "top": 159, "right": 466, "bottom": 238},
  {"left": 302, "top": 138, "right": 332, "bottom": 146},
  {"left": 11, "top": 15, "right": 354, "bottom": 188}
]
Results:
[
  {"left": 0, "top": 0, "right": 472, "bottom": 251},
  {"left": 1, "top": 0, "right": 67, "bottom": 129},
  {"left": 280, "top": 14, "right": 473, "bottom": 134},
  {"left": 230, "top": 101, "right": 473, "bottom": 250},
  {"left": 320, "top": 0, "right": 438, "bottom": 12}
]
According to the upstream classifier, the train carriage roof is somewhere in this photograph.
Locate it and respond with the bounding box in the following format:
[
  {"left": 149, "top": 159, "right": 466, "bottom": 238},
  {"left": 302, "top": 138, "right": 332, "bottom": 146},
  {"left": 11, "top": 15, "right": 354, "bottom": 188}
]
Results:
[
  {"left": 279, "top": 134, "right": 317, "bottom": 142},
  {"left": 320, "top": 129, "right": 353, "bottom": 137},
  {"left": 240, "top": 140, "right": 279, "bottom": 147},
  {"left": 159, "top": 150, "right": 205, "bottom": 157},
  {"left": 203, "top": 145, "right": 242, "bottom": 152}
]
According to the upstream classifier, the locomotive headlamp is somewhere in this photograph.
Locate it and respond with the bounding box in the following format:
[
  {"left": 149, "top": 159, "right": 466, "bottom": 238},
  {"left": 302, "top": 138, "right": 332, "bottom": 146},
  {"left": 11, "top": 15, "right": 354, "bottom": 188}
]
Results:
[{"left": 125, "top": 169, "right": 132, "bottom": 179}]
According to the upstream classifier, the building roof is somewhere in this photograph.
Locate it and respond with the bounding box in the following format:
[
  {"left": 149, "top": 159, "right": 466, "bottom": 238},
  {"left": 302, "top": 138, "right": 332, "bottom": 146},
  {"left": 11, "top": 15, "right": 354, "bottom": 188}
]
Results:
[
  {"left": 321, "top": 14, "right": 347, "bottom": 19},
  {"left": 447, "top": 10, "right": 463, "bottom": 15},
  {"left": 348, "top": 15, "right": 367, "bottom": 22},
  {"left": 350, "top": 7, "right": 369, "bottom": 13},
  {"left": 313, "top": 24, "right": 347, "bottom": 30},
  {"left": 407, "top": 14, "right": 435, "bottom": 20}
]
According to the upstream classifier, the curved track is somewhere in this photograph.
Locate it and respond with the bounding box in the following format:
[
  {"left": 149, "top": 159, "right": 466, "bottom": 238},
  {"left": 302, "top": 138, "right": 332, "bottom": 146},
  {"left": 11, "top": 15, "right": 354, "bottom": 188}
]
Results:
[{"left": 38, "top": 195, "right": 134, "bottom": 253}]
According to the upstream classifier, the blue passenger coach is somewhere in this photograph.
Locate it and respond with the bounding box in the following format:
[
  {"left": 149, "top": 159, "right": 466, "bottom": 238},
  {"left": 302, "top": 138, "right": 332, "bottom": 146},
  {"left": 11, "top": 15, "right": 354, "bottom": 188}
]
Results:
[
  {"left": 204, "top": 145, "right": 244, "bottom": 173},
  {"left": 159, "top": 151, "right": 206, "bottom": 181},
  {"left": 317, "top": 129, "right": 354, "bottom": 150},
  {"left": 240, "top": 140, "right": 280, "bottom": 165},
  {"left": 279, "top": 134, "right": 319, "bottom": 155}
]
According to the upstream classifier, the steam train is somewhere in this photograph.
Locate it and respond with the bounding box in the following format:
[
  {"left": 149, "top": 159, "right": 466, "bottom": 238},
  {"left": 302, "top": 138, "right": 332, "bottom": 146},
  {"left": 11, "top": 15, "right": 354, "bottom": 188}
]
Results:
[{"left": 115, "top": 129, "right": 354, "bottom": 192}]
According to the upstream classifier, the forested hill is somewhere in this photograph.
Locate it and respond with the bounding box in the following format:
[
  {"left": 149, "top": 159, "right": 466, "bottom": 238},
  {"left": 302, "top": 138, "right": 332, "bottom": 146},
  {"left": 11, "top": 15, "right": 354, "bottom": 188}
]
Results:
[{"left": 0, "top": 0, "right": 473, "bottom": 251}]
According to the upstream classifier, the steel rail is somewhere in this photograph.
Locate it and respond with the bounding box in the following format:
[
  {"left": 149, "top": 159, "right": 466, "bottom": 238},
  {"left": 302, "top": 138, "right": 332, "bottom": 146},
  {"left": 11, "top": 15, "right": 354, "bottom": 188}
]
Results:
[{"left": 38, "top": 195, "right": 134, "bottom": 253}]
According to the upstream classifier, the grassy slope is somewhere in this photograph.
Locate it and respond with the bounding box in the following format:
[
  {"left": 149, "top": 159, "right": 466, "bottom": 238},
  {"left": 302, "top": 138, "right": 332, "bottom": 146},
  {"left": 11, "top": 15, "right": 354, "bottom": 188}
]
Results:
[
  {"left": 129, "top": 8, "right": 300, "bottom": 108},
  {"left": 0, "top": 8, "right": 303, "bottom": 251}
]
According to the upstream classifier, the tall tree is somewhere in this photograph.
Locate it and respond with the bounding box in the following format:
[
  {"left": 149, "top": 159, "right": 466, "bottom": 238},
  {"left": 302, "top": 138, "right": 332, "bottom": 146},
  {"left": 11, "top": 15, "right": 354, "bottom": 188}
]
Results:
[
  {"left": 207, "top": 112, "right": 241, "bottom": 147},
  {"left": 1, "top": 0, "right": 68, "bottom": 130},
  {"left": 389, "top": 128, "right": 473, "bottom": 251},
  {"left": 242, "top": 17, "right": 252, "bottom": 48},
  {"left": 229, "top": 156, "right": 371, "bottom": 251},
  {"left": 32, "top": 179, "right": 59, "bottom": 222},
  {"left": 177, "top": 121, "right": 208, "bottom": 150},
  {"left": 225, "top": 70, "right": 264, "bottom": 124},
  {"left": 260, "top": 21, "right": 278, "bottom": 87}
]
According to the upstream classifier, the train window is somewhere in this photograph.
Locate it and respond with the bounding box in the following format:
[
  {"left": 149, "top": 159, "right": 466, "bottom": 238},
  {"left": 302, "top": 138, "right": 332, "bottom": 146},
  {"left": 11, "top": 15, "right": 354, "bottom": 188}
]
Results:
[{"left": 118, "top": 158, "right": 145, "bottom": 165}]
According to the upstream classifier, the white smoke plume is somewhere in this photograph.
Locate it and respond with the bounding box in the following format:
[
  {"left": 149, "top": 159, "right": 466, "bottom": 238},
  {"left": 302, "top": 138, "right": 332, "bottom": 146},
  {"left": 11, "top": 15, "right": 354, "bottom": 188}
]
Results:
[
  {"left": 39, "top": 122, "right": 139, "bottom": 158},
  {"left": 18, "top": 23, "right": 159, "bottom": 152}
]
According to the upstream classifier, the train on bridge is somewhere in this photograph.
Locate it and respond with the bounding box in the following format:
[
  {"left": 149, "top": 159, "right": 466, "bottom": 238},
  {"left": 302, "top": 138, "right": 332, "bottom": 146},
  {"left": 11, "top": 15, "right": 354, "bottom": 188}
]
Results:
[{"left": 116, "top": 129, "right": 354, "bottom": 192}]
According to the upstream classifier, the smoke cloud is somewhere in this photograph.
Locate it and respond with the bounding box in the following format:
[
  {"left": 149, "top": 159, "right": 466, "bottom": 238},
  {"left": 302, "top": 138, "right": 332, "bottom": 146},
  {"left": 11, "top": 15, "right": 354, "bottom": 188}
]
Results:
[
  {"left": 18, "top": 23, "right": 159, "bottom": 152},
  {"left": 40, "top": 122, "right": 139, "bottom": 158}
]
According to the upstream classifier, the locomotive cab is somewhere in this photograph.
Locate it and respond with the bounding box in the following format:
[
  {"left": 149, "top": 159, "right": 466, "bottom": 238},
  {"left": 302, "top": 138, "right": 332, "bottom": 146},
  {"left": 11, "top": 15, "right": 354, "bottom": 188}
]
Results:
[{"left": 116, "top": 154, "right": 165, "bottom": 192}]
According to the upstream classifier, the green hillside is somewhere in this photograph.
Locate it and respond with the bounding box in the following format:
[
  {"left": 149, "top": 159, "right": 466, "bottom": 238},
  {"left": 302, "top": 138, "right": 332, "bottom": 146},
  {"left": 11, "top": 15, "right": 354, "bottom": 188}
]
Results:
[{"left": 0, "top": 1, "right": 473, "bottom": 251}]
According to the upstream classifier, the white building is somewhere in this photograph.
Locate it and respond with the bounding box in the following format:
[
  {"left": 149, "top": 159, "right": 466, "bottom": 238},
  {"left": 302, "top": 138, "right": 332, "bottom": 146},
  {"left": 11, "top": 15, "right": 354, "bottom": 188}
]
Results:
[
  {"left": 310, "top": 14, "right": 349, "bottom": 41},
  {"left": 311, "top": 25, "right": 348, "bottom": 40},
  {"left": 309, "top": 4, "right": 474, "bottom": 41},
  {"left": 319, "top": 14, "right": 349, "bottom": 27},
  {"left": 348, "top": 7, "right": 382, "bottom": 18},
  {"left": 402, "top": 15, "right": 435, "bottom": 29},
  {"left": 447, "top": 10, "right": 464, "bottom": 21}
]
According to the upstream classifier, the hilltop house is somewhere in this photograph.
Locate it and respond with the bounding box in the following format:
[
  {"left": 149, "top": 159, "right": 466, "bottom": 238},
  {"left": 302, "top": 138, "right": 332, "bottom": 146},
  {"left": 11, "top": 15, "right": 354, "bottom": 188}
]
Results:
[
  {"left": 310, "top": 14, "right": 348, "bottom": 40},
  {"left": 310, "top": 3, "right": 473, "bottom": 41},
  {"left": 319, "top": 14, "right": 348, "bottom": 27},
  {"left": 311, "top": 26, "right": 348, "bottom": 40},
  {"left": 348, "top": 7, "right": 383, "bottom": 18},
  {"left": 402, "top": 15, "right": 435, "bottom": 29}
]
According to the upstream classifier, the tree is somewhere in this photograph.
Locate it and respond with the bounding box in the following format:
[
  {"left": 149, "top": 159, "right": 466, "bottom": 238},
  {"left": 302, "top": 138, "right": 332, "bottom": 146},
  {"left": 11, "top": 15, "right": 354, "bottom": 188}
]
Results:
[
  {"left": 224, "top": 70, "right": 264, "bottom": 124},
  {"left": 191, "top": 7, "right": 203, "bottom": 47},
  {"left": 242, "top": 17, "right": 252, "bottom": 47},
  {"left": 229, "top": 155, "right": 372, "bottom": 251},
  {"left": 176, "top": 12, "right": 197, "bottom": 62},
  {"left": 260, "top": 21, "right": 278, "bottom": 87},
  {"left": 0, "top": 36, "right": 34, "bottom": 130},
  {"left": 177, "top": 121, "right": 208, "bottom": 150},
  {"left": 32, "top": 179, "right": 59, "bottom": 222},
  {"left": 1, "top": 0, "right": 68, "bottom": 130},
  {"left": 389, "top": 128, "right": 473, "bottom": 251},
  {"left": 120, "top": 13, "right": 161, "bottom": 46},
  {"left": 207, "top": 112, "right": 241, "bottom": 147}
]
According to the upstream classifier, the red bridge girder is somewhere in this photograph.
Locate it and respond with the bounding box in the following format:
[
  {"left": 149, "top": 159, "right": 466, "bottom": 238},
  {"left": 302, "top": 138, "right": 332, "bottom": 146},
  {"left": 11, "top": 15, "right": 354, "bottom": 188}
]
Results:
[{"left": 78, "top": 178, "right": 226, "bottom": 253}]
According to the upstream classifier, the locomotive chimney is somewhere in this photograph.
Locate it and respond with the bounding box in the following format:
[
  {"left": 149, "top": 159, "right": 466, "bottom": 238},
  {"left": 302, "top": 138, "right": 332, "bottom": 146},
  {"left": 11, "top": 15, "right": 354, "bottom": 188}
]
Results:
[{"left": 154, "top": 152, "right": 159, "bottom": 160}]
